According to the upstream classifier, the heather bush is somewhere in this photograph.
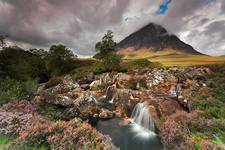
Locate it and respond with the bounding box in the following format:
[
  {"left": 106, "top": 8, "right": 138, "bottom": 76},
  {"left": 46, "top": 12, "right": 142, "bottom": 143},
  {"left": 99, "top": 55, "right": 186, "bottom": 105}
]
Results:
[
  {"left": 159, "top": 110, "right": 223, "bottom": 150},
  {"left": 201, "top": 139, "right": 217, "bottom": 150},
  {"left": 0, "top": 100, "right": 46, "bottom": 136},
  {"left": 159, "top": 115, "right": 193, "bottom": 150},
  {"left": 0, "top": 112, "right": 32, "bottom": 135},
  {"left": 1, "top": 100, "right": 37, "bottom": 114},
  {"left": 17, "top": 119, "right": 118, "bottom": 150}
]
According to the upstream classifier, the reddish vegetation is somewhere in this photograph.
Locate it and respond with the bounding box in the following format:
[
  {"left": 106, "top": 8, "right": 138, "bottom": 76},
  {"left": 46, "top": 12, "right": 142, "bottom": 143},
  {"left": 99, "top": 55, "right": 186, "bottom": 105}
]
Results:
[{"left": 18, "top": 120, "right": 118, "bottom": 150}]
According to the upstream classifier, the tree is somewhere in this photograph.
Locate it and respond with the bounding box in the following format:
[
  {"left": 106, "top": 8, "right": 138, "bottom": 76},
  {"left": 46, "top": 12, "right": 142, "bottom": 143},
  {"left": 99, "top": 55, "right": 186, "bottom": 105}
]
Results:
[
  {"left": 46, "top": 44, "right": 77, "bottom": 76},
  {"left": 95, "top": 30, "right": 116, "bottom": 58},
  {"left": 102, "top": 52, "right": 122, "bottom": 72}
]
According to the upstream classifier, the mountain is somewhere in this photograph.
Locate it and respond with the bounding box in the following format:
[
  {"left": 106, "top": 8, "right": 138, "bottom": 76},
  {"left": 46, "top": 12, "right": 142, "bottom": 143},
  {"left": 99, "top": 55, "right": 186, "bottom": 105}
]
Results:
[{"left": 117, "top": 23, "right": 202, "bottom": 55}]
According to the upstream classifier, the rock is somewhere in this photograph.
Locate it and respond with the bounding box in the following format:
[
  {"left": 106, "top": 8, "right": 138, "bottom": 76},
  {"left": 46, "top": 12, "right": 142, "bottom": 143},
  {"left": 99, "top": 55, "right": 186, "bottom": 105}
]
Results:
[
  {"left": 105, "top": 85, "right": 117, "bottom": 102},
  {"left": 45, "top": 95, "right": 74, "bottom": 107},
  {"left": 80, "top": 84, "right": 90, "bottom": 90},
  {"left": 42, "top": 75, "right": 79, "bottom": 96},
  {"left": 90, "top": 80, "right": 101, "bottom": 89},
  {"left": 113, "top": 73, "right": 132, "bottom": 81},
  {"left": 99, "top": 109, "right": 114, "bottom": 119},
  {"left": 99, "top": 73, "right": 112, "bottom": 85},
  {"left": 74, "top": 92, "right": 97, "bottom": 106}
]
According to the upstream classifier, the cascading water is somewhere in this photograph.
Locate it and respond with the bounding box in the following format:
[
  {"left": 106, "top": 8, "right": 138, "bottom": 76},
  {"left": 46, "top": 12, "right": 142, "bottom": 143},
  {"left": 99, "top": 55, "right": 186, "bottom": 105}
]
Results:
[
  {"left": 130, "top": 103, "right": 156, "bottom": 137},
  {"left": 96, "top": 102, "right": 163, "bottom": 150}
]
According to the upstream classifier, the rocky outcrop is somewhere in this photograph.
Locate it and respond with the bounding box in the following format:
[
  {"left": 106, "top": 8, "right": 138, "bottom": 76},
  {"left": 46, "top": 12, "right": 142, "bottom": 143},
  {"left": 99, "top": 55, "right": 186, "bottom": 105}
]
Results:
[{"left": 34, "top": 67, "right": 212, "bottom": 123}]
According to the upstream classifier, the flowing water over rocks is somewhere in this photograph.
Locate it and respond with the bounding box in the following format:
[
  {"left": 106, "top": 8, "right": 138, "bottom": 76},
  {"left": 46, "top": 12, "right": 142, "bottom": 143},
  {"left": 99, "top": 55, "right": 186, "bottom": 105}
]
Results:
[{"left": 131, "top": 103, "right": 155, "bottom": 132}]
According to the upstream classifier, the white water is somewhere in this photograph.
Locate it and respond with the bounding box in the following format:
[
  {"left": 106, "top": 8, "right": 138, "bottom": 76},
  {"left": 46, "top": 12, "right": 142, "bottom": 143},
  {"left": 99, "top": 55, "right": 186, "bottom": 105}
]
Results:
[{"left": 131, "top": 103, "right": 155, "bottom": 137}]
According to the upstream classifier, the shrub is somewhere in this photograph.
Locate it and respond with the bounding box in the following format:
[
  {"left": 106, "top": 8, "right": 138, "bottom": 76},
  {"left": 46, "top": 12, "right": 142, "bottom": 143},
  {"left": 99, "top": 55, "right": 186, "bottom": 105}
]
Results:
[
  {"left": 37, "top": 103, "right": 67, "bottom": 121},
  {"left": 17, "top": 120, "right": 118, "bottom": 150},
  {"left": 1, "top": 100, "right": 37, "bottom": 114},
  {"left": 0, "top": 112, "right": 33, "bottom": 135},
  {"left": 0, "top": 78, "right": 37, "bottom": 105},
  {"left": 124, "top": 59, "right": 162, "bottom": 70},
  {"left": 159, "top": 110, "right": 223, "bottom": 150},
  {"left": 160, "top": 115, "right": 193, "bottom": 150},
  {"left": 44, "top": 77, "right": 63, "bottom": 89},
  {"left": 191, "top": 76, "right": 225, "bottom": 119},
  {"left": 93, "top": 53, "right": 126, "bottom": 74}
]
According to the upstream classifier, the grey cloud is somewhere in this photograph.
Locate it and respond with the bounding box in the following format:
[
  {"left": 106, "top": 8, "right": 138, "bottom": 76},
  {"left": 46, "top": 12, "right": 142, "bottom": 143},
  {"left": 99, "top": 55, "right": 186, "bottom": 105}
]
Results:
[{"left": 0, "top": 0, "right": 225, "bottom": 56}]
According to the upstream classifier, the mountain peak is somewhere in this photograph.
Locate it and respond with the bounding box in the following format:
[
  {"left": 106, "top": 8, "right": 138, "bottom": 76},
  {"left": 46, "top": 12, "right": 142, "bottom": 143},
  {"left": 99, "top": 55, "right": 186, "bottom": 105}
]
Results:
[{"left": 117, "top": 23, "right": 201, "bottom": 55}]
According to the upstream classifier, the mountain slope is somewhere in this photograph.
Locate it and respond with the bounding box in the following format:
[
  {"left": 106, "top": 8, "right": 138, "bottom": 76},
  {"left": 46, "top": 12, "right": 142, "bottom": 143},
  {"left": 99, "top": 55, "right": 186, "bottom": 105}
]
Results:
[{"left": 117, "top": 23, "right": 201, "bottom": 55}]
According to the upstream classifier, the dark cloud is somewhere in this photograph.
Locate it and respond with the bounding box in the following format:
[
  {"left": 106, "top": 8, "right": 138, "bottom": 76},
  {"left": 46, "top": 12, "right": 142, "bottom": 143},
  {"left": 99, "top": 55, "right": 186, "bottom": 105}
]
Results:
[{"left": 0, "top": 0, "right": 225, "bottom": 56}]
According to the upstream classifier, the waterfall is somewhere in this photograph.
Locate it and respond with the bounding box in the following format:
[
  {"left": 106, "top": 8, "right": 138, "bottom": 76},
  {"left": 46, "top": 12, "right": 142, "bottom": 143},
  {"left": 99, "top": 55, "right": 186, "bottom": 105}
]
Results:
[{"left": 131, "top": 103, "right": 155, "bottom": 132}]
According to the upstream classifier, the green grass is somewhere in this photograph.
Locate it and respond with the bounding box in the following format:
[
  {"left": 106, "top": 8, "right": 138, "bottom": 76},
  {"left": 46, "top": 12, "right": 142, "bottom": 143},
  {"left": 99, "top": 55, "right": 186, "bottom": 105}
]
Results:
[
  {"left": 0, "top": 134, "right": 16, "bottom": 149},
  {"left": 190, "top": 70, "right": 225, "bottom": 146},
  {"left": 0, "top": 134, "right": 11, "bottom": 145}
]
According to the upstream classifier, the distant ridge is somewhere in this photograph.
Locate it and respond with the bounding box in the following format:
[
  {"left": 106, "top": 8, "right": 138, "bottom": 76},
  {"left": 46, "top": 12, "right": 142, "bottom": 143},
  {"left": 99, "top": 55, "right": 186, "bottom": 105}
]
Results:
[{"left": 117, "top": 23, "right": 202, "bottom": 55}]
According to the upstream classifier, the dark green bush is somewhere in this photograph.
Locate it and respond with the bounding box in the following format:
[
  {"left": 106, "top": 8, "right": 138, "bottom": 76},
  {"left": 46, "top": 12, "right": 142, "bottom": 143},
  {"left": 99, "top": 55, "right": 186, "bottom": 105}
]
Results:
[
  {"left": 93, "top": 53, "right": 126, "bottom": 74},
  {"left": 0, "top": 77, "right": 37, "bottom": 105},
  {"left": 124, "top": 59, "right": 162, "bottom": 70},
  {"left": 44, "top": 77, "right": 63, "bottom": 89}
]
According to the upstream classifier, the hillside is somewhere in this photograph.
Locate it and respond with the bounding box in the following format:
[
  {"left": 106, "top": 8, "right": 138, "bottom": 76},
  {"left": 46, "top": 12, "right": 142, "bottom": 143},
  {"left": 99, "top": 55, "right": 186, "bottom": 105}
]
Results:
[
  {"left": 117, "top": 23, "right": 202, "bottom": 55},
  {"left": 121, "top": 49, "right": 225, "bottom": 67}
]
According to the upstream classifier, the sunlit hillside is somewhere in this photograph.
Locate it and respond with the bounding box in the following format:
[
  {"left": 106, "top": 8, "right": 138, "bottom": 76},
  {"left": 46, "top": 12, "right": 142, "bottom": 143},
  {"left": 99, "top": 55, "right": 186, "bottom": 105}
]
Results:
[{"left": 119, "top": 48, "right": 225, "bottom": 67}]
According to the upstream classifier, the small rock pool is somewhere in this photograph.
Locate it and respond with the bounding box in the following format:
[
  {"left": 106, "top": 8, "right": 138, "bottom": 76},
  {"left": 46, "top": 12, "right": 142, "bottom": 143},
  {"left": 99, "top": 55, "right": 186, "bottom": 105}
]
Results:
[{"left": 96, "top": 118, "right": 164, "bottom": 150}]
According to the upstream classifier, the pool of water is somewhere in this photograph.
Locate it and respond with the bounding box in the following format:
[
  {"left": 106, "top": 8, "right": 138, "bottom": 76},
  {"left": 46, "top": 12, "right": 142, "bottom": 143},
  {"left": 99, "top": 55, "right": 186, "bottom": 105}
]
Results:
[{"left": 96, "top": 118, "right": 164, "bottom": 150}]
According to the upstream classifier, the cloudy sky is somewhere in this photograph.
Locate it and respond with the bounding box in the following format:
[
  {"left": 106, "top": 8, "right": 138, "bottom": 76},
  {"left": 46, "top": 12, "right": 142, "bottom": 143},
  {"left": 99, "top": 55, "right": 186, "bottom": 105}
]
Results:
[{"left": 0, "top": 0, "right": 225, "bottom": 56}]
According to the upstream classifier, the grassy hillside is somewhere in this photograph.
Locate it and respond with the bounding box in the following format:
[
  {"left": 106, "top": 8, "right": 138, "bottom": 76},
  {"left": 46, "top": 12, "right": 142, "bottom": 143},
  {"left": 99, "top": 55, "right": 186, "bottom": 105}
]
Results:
[{"left": 120, "top": 49, "right": 225, "bottom": 67}]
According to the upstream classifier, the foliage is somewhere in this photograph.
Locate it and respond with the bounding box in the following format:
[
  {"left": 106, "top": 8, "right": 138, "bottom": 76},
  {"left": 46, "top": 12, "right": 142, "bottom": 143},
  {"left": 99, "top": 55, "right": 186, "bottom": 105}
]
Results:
[
  {"left": 0, "top": 77, "right": 37, "bottom": 105},
  {"left": 159, "top": 111, "right": 194, "bottom": 150},
  {"left": 160, "top": 110, "right": 224, "bottom": 150},
  {"left": 16, "top": 120, "right": 118, "bottom": 150},
  {"left": 37, "top": 103, "right": 66, "bottom": 121},
  {"left": 44, "top": 77, "right": 63, "bottom": 89},
  {"left": 95, "top": 30, "right": 117, "bottom": 59},
  {"left": 1, "top": 100, "right": 37, "bottom": 114},
  {"left": 8, "top": 144, "right": 48, "bottom": 150},
  {"left": 0, "top": 111, "right": 33, "bottom": 135},
  {"left": 46, "top": 44, "right": 77, "bottom": 76},
  {"left": 123, "top": 59, "right": 162, "bottom": 70},
  {"left": 70, "top": 59, "right": 97, "bottom": 80},
  {"left": 191, "top": 73, "right": 225, "bottom": 119},
  {"left": 93, "top": 53, "right": 126, "bottom": 74},
  {"left": 0, "top": 47, "right": 49, "bottom": 82}
]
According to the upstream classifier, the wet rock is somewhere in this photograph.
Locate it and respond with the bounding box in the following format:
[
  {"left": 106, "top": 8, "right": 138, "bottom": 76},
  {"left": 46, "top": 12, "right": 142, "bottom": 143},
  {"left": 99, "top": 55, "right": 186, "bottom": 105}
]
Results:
[
  {"left": 90, "top": 80, "right": 101, "bottom": 89},
  {"left": 99, "top": 109, "right": 114, "bottom": 119},
  {"left": 80, "top": 84, "right": 90, "bottom": 90}
]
